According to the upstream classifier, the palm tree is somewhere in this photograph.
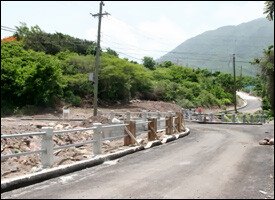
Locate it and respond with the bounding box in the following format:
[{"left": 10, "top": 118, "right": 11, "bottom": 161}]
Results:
[
  {"left": 264, "top": 1, "right": 274, "bottom": 21},
  {"left": 252, "top": 45, "right": 274, "bottom": 116}
]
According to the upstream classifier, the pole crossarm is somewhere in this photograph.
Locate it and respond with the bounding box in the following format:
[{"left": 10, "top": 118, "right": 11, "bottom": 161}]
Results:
[{"left": 91, "top": 12, "right": 110, "bottom": 17}]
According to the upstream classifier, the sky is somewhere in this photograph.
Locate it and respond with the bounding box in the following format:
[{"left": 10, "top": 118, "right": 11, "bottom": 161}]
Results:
[{"left": 1, "top": 1, "right": 267, "bottom": 62}]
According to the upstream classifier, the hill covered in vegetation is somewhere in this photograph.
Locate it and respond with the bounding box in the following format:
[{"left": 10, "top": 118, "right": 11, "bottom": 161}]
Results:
[
  {"left": 157, "top": 18, "right": 274, "bottom": 76},
  {"left": 1, "top": 24, "right": 258, "bottom": 116}
]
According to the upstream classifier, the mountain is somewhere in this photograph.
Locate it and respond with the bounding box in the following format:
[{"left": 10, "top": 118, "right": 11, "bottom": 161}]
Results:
[{"left": 157, "top": 18, "right": 274, "bottom": 76}]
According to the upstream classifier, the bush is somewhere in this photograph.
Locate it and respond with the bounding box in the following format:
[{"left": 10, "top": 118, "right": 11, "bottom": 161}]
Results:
[
  {"left": 64, "top": 91, "right": 82, "bottom": 106},
  {"left": 176, "top": 98, "right": 195, "bottom": 108},
  {"left": 1, "top": 41, "right": 65, "bottom": 107},
  {"left": 195, "top": 90, "right": 221, "bottom": 107}
]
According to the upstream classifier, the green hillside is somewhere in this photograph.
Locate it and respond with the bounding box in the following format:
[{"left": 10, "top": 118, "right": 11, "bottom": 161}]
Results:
[
  {"left": 157, "top": 18, "right": 274, "bottom": 76},
  {"left": 2, "top": 23, "right": 267, "bottom": 116}
]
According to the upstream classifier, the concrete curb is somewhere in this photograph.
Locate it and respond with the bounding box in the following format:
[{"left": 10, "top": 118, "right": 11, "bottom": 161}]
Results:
[
  {"left": 21, "top": 118, "right": 86, "bottom": 121},
  {"left": 144, "top": 140, "right": 162, "bottom": 149},
  {"left": 176, "top": 128, "right": 190, "bottom": 138},
  {"left": 1, "top": 128, "right": 190, "bottom": 193},
  {"left": 161, "top": 135, "right": 176, "bottom": 144},
  {"left": 1, "top": 146, "right": 144, "bottom": 193}
]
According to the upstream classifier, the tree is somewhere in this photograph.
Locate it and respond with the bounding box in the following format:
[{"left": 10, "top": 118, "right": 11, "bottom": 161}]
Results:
[
  {"left": 106, "top": 48, "right": 119, "bottom": 57},
  {"left": 264, "top": 1, "right": 274, "bottom": 21},
  {"left": 14, "top": 23, "right": 96, "bottom": 55},
  {"left": 159, "top": 61, "right": 173, "bottom": 68},
  {"left": 142, "top": 56, "right": 156, "bottom": 70},
  {"left": 252, "top": 45, "right": 274, "bottom": 116}
]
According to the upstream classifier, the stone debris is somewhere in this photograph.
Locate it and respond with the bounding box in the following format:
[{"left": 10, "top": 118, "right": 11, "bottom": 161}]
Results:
[
  {"left": 268, "top": 138, "right": 274, "bottom": 145},
  {"left": 111, "top": 117, "right": 123, "bottom": 124},
  {"left": 259, "top": 138, "right": 274, "bottom": 145},
  {"left": 1, "top": 101, "right": 182, "bottom": 179},
  {"left": 259, "top": 190, "right": 267, "bottom": 195}
]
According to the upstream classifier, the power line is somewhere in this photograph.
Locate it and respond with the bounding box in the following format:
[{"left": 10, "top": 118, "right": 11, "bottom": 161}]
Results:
[
  {"left": 1, "top": 25, "right": 16, "bottom": 31},
  {"left": 1, "top": 28, "right": 15, "bottom": 33}
]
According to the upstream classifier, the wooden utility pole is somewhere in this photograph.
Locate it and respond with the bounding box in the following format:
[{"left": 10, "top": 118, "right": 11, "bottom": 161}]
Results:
[
  {"left": 233, "top": 54, "right": 237, "bottom": 113},
  {"left": 91, "top": 1, "right": 109, "bottom": 116}
]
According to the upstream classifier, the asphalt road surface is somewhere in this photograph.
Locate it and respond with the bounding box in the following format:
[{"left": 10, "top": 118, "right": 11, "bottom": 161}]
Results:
[
  {"left": 237, "top": 91, "right": 262, "bottom": 113},
  {"left": 2, "top": 122, "right": 274, "bottom": 199}
]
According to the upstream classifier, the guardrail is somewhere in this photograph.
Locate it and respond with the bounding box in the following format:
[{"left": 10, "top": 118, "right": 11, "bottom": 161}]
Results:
[
  {"left": 183, "top": 110, "right": 265, "bottom": 124},
  {"left": 1, "top": 112, "right": 185, "bottom": 170}
]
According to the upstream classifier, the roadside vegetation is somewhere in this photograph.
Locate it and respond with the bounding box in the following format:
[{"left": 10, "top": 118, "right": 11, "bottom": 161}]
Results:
[{"left": 0, "top": 22, "right": 272, "bottom": 117}]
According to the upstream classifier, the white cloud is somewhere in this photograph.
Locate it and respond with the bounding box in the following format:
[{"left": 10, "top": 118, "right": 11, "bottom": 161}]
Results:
[
  {"left": 85, "top": 15, "right": 187, "bottom": 62},
  {"left": 84, "top": 1, "right": 265, "bottom": 62},
  {"left": 137, "top": 16, "right": 186, "bottom": 50}
]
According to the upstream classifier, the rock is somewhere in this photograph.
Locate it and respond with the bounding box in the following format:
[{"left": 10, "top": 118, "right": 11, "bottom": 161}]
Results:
[
  {"left": 30, "top": 166, "right": 43, "bottom": 173},
  {"left": 112, "top": 117, "right": 123, "bottom": 124},
  {"left": 54, "top": 124, "right": 64, "bottom": 130},
  {"left": 268, "top": 138, "right": 274, "bottom": 145},
  {"left": 259, "top": 190, "right": 267, "bottom": 195},
  {"left": 137, "top": 138, "right": 145, "bottom": 144},
  {"left": 259, "top": 140, "right": 268, "bottom": 145},
  {"left": 64, "top": 125, "right": 72, "bottom": 130},
  {"left": 103, "top": 140, "right": 111, "bottom": 145},
  {"left": 48, "top": 122, "right": 55, "bottom": 126},
  {"left": 85, "top": 130, "right": 94, "bottom": 135},
  {"left": 6, "top": 118, "right": 16, "bottom": 121},
  {"left": 35, "top": 123, "right": 48, "bottom": 129}
]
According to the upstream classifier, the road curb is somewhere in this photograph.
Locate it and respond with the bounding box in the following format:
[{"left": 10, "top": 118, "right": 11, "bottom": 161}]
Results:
[
  {"left": 1, "top": 128, "right": 190, "bottom": 193},
  {"left": 161, "top": 135, "right": 176, "bottom": 143},
  {"left": 196, "top": 122, "right": 262, "bottom": 125},
  {"left": 1, "top": 146, "right": 144, "bottom": 193},
  {"left": 145, "top": 140, "right": 162, "bottom": 148}
]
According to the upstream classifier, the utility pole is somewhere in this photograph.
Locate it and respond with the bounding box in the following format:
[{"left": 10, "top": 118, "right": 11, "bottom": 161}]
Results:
[
  {"left": 233, "top": 54, "right": 237, "bottom": 113},
  {"left": 91, "top": 1, "right": 109, "bottom": 116},
  {"left": 240, "top": 65, "right": 243, "bottom": 88}
]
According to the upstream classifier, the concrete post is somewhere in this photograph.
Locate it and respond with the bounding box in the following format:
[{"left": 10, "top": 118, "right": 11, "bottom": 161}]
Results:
[
  {"left": 242, "top": 115, "right": 246, "bottom": 123},
  {"left": 110, "top": 110, "right": 115, "bottom": 121},
  {"left": 166, "top": 111, "right": 173, "bottom": 135},
  {"left": 256, "top": 115, "right": 260, "bottom": 124},
  {"left": 232, "top": 114, "right": 236, "bottom": 123},
  {"left": 41, "top": 127, "right": 54, "bottom": 168},
  {"left": 198, "top": 113, "right": 202, "bottom": 122},
  {"left": 142, "top": 110, "right": 147, "bottom": 121},
  {"left": 93, "top": 123, "right": 102, "bottom": 155},
  {"left": 202, "top": 114, "right": 206, "bottom": 122},
  {"left": 188, "top": 110, "right": 191, "bottom": 120},
  {"left": 209, "top": 113, "right": 214, "bottom": 122},
  {"left": 181, "top": 112, "right": 186, "bottom": 131},
  {"left": 221, "top": 113, "right": 224, "bottom": 122},
  {"left": 261, "top": 114, "right": 266, "bottom": 124},
  {"left": 157, "top": 111, "right": 161, "bottom": 130},
  {"left": 157, "top": 111, "right": 161, "bottom": 119},
  {"left": 126, "top": 111, "right": 131, "bottom": 121},
  {"left": 142, "top": 110, "right": 148, "bottom": 131},
  {"left": 250, "top": 115, "right": 254, "bottom": 124}
]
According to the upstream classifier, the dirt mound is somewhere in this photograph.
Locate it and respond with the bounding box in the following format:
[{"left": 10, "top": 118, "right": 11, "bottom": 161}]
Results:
[
  {"left": 131, "top": 101, "right": 182, "bottom": 112},
  {"left": 81, "top": 116, "right": 110, "bottom": 127}
]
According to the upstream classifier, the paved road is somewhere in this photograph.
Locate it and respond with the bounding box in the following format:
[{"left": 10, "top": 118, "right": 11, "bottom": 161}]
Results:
[
  {"left": 237, "top": 91, "right": 262, "bottom": 113},
  {"left": 2, "top": 122, "right": 274, "bottom": 199}
]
